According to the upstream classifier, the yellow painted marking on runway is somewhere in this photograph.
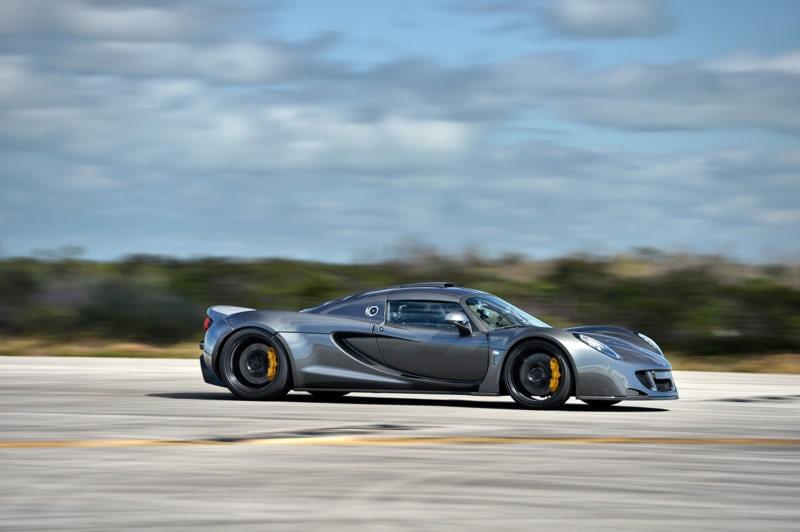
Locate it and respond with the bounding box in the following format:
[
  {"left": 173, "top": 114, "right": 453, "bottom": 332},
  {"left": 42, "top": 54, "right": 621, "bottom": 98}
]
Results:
[{"left": 1, "top": 436, "right": 800, "bottom": 449}]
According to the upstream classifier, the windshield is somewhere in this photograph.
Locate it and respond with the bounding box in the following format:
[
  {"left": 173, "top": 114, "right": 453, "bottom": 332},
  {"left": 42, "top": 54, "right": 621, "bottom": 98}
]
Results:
[{"left": 466, "top": 295, "right": 550, "bottom": 330}]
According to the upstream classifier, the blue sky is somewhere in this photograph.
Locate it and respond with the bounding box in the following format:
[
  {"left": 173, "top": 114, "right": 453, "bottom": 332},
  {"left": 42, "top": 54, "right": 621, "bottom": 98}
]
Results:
[
  {"left": 1, "top": 0, "right": 799, "bottom": 262},
  {"left": 275, "top": 0, "right": 800, "bottom": 65}
]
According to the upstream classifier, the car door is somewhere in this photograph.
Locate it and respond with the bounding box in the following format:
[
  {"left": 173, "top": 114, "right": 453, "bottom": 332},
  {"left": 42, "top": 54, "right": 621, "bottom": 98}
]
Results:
[{"left": 374, "top": 299, "right": 488, "bottom": 381}]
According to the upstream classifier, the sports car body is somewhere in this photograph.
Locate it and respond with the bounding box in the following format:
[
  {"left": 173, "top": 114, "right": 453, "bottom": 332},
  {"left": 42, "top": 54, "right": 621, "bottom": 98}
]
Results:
[{"left": 200, "top": 282, "right": 677, "bottom": 409}]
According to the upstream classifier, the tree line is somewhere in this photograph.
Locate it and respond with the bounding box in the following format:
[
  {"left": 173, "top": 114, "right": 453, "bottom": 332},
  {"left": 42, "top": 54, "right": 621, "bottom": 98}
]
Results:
[{"left": 0, "top": 251, "right": 797, "bottom": 355}]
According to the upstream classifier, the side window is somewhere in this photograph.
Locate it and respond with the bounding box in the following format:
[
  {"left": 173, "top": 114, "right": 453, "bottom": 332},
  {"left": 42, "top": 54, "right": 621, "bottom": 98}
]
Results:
[
  {"left": 326, "top": 300, "right": 385, "bottom": 323},
  {"left": 388, "top": 300, "right": 463, "bottom": 329}
]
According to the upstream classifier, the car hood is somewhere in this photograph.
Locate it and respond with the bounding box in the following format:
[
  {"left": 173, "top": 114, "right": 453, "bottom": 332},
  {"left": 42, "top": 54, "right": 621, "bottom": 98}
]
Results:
[{"left": 565, "top": 325, "right": 670, "bottom": 367}]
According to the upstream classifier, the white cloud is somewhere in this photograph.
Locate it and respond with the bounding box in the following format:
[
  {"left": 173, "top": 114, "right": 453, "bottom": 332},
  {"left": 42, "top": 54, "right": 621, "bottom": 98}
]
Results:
[
  {"left": 546, "top": 0, "right": 671, "bottom": 37},
  {"left": 0, "top": 58, "right": 473, "bottom": 175},
  {"left": 0, "top": 56, "right": 37, "bottom": 104},
  {"left": 758, "top": 209, "right": 800, "bottom": 225},
  {"left": 0, "top": 0, "right": 211, "bottom": 41},
  {"left": 450, "top": 0, "right": 671, "bottom": 39},
  {"left": 352, "top": 51, "right": 800, "bottom": 131},
  {"left": 56, "top": 2, "right": 199, "bottom": 40},
  {"left": 164, "top": 105, "right": 474, "bottom": 172},
  {"left": 710, "top": 51, "right": 800, "bottom": 75},
  {"left": 63, "top": 164, "right": 118, "bottom": 190},
  {"left": 51, "top": 41, "right": 296, "bottom": 83}
]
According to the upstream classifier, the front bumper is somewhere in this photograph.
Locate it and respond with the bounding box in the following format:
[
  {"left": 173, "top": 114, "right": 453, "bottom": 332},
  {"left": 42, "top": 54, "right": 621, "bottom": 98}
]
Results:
[{"left": 577, "top": 369, "right": 678, "bottom": 401}]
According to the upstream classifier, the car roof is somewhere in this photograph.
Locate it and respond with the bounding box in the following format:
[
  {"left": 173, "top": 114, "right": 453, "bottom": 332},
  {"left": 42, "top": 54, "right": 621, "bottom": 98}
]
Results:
[
  {"left": 388, "top": 285, "right": 484, "bottom": 300},
  {"left": 307, "top": 282, "right": 485, "bottom": 311}
]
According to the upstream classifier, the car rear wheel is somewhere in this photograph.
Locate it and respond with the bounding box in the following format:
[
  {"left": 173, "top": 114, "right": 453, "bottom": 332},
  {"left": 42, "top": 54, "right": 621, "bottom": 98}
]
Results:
[
  {"left": 220, "top": 329, "right": 291, "bottom": 400},
  {"left": 503, "top": 340, "right": 572, "bottom": 409},
  {"left": 308, "top": 391, "right": 349, "bottom": 400},
  {"left": 582, "top": 399, "right": 621, "bottom": 408}
]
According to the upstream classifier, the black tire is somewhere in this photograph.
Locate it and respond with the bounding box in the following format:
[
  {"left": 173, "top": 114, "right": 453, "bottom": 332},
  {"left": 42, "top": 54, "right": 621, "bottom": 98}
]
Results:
[
  {"left": 503, "top": 340, "right": 572, "bottom": 410},
  {"left": 308, "top": 391, "right": 350, "bottom": 400},
  {"left": 219, "top": 329, "right": 291, "bottom": 400},
  {"left": 582, "top": 399, "right": 621, "bottom": 409}
]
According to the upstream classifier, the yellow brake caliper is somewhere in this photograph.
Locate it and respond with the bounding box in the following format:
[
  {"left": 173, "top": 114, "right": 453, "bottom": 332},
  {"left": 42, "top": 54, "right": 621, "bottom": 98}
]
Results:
[
  {"left": 549, "top": 357, "right": 561, "bottom": 393},
  {"left": 266, "top": 347, "right": 278, "bottom": 382}
]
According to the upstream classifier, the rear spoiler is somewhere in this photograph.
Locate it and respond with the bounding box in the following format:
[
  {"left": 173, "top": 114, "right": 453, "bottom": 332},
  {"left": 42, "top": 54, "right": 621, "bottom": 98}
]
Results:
[{"left": 206, "top": 305, "right": 254, "bottom": 322}]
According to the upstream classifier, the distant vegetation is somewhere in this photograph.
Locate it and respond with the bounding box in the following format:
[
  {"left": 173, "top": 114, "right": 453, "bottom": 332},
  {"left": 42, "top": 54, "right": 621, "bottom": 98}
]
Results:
[{"left": 1, "top": 248, "right": 798, "bottom": 356}]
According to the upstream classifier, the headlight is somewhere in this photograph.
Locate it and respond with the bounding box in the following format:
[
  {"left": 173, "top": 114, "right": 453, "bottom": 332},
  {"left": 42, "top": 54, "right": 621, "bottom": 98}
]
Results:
[
  {"left": 637, "top": 332, "right": 663, "bottom": 355},
  {"left": 574, "top": 333, "right": 621, "bottom": 359}
]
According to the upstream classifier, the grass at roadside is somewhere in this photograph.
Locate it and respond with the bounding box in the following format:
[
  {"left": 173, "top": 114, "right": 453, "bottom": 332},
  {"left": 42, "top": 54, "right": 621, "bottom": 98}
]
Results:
[
  {"left": 667, "top": 353, "right": 800, "bottom": 374},
  {"left": 0, "top": 337, "right": 199, "bottom": 359},
  {"left": 1, "top": 337, "right": 799, "bottom": 373}
]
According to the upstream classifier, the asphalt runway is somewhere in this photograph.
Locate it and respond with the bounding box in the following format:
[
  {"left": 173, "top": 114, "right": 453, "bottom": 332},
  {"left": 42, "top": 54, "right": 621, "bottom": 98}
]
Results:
[{"left": 1, "top": 357, "right": 799, "bottom": 531}]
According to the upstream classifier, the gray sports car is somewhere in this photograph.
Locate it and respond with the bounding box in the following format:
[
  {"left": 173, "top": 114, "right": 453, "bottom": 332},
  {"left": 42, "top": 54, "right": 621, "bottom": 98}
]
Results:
[{"left": 199, "top": 282, "right": 678, "bottom": 409}]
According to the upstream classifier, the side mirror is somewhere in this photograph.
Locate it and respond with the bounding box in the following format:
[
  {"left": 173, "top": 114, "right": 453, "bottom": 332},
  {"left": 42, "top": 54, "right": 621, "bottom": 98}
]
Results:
[{"left": 445, "top": 311, "right": 472, "bottom": 336}]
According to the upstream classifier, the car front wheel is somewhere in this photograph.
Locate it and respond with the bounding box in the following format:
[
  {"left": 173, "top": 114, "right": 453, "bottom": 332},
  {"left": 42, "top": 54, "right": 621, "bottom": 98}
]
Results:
[{"left": 503, "top": 340, "right": 572, "bottom": 409}]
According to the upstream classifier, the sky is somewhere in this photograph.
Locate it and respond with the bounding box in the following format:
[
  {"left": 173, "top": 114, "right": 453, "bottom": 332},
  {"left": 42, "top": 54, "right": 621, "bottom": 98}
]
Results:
[{"left": 1, "top": 0, "right": 799, "bottom": 262}]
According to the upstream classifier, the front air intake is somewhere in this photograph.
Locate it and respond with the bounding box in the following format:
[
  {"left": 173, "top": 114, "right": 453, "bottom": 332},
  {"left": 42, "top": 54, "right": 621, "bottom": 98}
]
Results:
[{"left": 636, "top": 370, "right": 675, "bottom": 392}]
